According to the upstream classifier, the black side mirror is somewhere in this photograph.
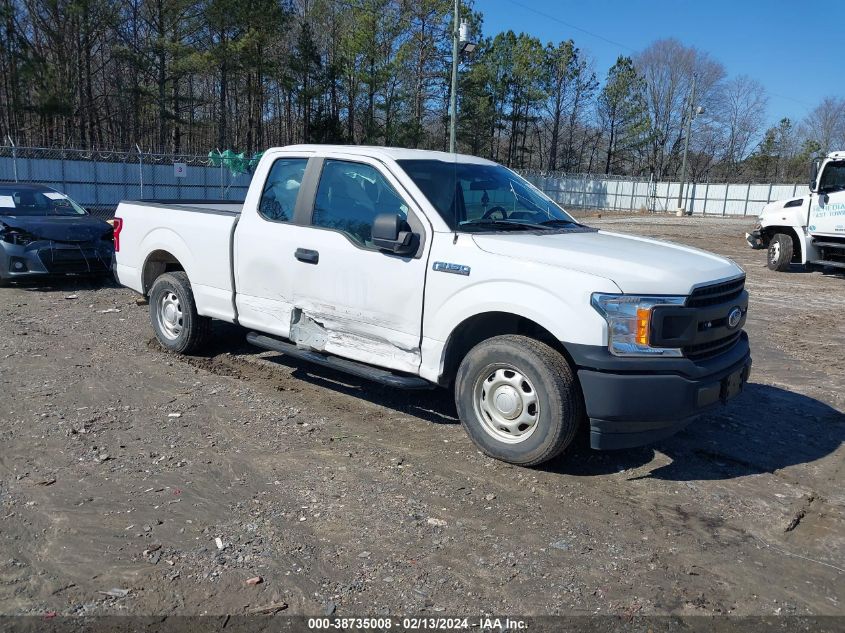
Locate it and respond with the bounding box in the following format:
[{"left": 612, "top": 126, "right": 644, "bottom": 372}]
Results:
[
  {"left": 372, "top": 213, "right": 416, "bottom": 255},
  {"left": 809, "top": 158, "right": 821, "bottom": 192}
]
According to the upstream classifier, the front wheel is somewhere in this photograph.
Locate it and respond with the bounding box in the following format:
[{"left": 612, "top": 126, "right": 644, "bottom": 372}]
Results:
[
  {"left": 148, "top": 271, "right": 211, "bottom": 354},
  {"left": 767, "top": 233, "right": 793, "bottom": 271},
  {"left": 454, "top": 335, "right": 584, "bottom": 466}
]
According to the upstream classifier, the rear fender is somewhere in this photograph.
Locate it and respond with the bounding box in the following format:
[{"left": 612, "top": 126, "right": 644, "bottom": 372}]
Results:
[{"left": 139, "top": 227, "right": 197, "bottom": 292}]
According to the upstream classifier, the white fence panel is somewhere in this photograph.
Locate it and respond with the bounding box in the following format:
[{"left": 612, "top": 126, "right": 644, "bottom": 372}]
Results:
[
  {"left": 521, "top": 171, "right": 804, "bottom": 217},
  {"left": 0, "top": 147, "right": 808, "bottom": 218}
]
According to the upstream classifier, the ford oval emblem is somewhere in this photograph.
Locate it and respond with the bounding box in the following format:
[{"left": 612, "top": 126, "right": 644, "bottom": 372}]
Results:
[{"left": 727, "top": 307, "right": 742, "bottom": 329}]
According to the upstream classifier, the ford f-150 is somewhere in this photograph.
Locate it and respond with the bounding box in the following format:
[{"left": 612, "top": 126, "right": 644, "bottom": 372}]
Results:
[{"left": 114, "top": 145, "right": 752, "bottom": 465}]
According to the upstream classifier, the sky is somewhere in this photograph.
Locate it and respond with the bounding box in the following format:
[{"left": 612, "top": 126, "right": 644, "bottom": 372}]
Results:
[{"left": 479, "top": 0, "right": 844, "bottom": 127}]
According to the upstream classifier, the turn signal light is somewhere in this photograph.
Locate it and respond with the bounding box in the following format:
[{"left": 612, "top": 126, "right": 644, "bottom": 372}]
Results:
[{"left": 635, "top": 307, "right": 651, "bottom": 345}]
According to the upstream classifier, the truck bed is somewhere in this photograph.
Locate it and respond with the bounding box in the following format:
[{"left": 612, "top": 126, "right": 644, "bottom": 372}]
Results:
[{"left": 114, "top": 199, "right": 243, "bottom": 323}]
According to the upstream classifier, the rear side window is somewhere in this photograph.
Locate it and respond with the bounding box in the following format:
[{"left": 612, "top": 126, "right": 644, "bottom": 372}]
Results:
[
  {"left": 258, "top": 158, "right": 308, "bottom": 222},
  {"left": 312, "top": 160, "right": 408, "bottom": 248}
]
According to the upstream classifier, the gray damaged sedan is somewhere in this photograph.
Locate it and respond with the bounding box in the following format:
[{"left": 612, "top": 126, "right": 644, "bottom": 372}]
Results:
[{"left": 0, "top": 183, "right": 114, "bottom": 286}]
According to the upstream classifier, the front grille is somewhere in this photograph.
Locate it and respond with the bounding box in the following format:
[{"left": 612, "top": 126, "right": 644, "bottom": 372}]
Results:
[
  {"left": 686, "top": 276, "right": 745, "bottom": 308},
  {"left": 40, "top": 247, "right": 111, "bottom": 274},
  {"left": 684, "top": 331, "right": 742, "bottom": 361},
  {"left": 676, "top": 276, "right": 748, "bottom": 361}
]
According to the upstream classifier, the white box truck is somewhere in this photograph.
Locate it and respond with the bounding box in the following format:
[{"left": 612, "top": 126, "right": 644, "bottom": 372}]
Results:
[{"left": 747, "top": 150, "right": 845, "bottom": 271}]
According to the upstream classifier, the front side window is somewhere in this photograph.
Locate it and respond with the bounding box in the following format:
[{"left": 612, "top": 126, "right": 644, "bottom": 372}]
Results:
[
  {"left": 258, "top": 158, "right": 308, "bottom": 222},
  {"left": 819, "top": 160, "right": 845, "bottom": 193},
  {"left": 312, "top": 160, "right": 408, "bottom": 248},
  {"left": 396, "top": 159, "right": 580, "bottom": 232}
]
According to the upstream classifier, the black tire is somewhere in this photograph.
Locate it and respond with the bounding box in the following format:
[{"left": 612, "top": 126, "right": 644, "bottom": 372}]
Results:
[
  {"left": 454, "top": 335, "right": 584, "bottom": 466},
  {"left": 767, "top": 233, "right": 793, "bottom": 271},
  {"left": 0, "top": 276, "right": 9, "bottom": 288},
  {"left": 148, "top": 271, "right": 211, "bottom": 354}
]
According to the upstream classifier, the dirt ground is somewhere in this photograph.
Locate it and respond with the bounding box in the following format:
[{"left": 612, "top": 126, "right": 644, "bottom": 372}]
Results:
[{"left": 0, "top": 213, "right": 842, "bottom": 618}]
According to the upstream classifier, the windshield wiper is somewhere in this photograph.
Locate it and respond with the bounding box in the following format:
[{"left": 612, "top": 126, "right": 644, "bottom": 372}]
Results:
[
  {"left": 459, "top": 219, "right": 553, "bottom": 231},
  {"left": 539, "top": 218, "right": 580, "bottom": 227}
]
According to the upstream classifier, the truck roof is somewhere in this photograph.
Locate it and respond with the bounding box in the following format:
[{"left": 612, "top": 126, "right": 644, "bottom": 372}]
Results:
[
  {"left": 827, "top": 151, "right": 845, "bottom": 159},
  {"left": 278, "top": 144, "right": 498, "bottom": 165}
]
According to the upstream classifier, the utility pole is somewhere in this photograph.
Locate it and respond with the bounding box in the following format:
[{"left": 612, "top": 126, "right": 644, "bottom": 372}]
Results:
[
  {"left": 677, "top": 72, "right": 697, "bottom": 211},
  {"left": 449, "top": 0, "right": 459, "bottom": 153}
]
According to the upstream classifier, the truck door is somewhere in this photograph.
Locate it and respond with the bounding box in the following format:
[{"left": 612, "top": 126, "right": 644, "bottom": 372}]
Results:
[
  {"left": 284, "top": 155, "right": 431, "bottom": 374},
  {"left": 810, "top": 159, "right": 845, "bottom": 238},
  {"left": 234, "top": 154, "right": 313, "bottom": 337}
]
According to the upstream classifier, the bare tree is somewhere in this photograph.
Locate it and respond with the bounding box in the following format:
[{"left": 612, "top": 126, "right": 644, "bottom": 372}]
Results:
[
  {"left": 634, "top": 38, "right": 725, "bottom": 179},
  {"left": 802, "top": 96, "right": 845, "bottom": 154},
  {"left": 716, "top": 75, "right": 768, "bottom": 168}
]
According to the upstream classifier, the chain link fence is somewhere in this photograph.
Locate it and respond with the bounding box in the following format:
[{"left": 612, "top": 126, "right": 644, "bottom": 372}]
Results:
[
  {"left": 521, "top": 169, "right": 807, "bottom": 216},
  {"left": 0, "top": 144, "right": 808, "bottom": 219},
  {"left": 0, "top": 144, "right": 251, "bottom": 219}
]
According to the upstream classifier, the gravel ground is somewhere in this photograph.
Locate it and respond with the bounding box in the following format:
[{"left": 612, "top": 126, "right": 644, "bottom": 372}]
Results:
[{"left": 0, "top": 213, "right": 842, "bottom": 618}]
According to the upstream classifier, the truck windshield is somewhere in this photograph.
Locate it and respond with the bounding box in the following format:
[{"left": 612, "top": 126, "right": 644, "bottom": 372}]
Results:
[
  {"left": 396, "top": 159, "right": 579, "bottom": 231},
  {"left": 0, "top": 187, "right": 88, "bottom": 217}
]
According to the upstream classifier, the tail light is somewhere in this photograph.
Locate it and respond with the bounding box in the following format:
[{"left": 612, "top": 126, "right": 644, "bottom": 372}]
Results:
[{"left": 112, "top": 217, "right": 123, "bottom": 252}]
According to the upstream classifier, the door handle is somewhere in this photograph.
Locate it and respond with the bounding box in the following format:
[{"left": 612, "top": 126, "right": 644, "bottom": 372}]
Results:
[{"left": 294, "top": 248, "right": 319, "bottom": 264}]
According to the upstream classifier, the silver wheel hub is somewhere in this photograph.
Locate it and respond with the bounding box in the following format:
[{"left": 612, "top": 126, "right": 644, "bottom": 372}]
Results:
[
  {"left": 493, "top": 385, "right": 522, "bottom": 418},
  {"left": 473, "top": 366, "right": 540, "bottom": 444},
  {"left": 771, "top": 242, "right": 780, "bottom": 262},
  {"left": 157, "top": 291, "right": 183, "bottom": 340}
]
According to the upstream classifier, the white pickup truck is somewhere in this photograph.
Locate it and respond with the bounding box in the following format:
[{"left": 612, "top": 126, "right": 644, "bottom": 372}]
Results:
[
  {"left": 747, "top": 150, "right": 845, "bottom": 271},
  {"left": 114, "top": 145, "right": 751, "bottom": 465}
]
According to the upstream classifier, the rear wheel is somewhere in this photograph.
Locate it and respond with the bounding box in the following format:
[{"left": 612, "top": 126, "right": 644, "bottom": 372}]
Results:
[
  {"left": 149, "top": 271, "right": 211, "bottom": 354},
  {"left": 454, "top": 335, "right": 583, "bottom": 466},
  {"left": 767, "top": 233, "right": 793, "bottom": 271}
]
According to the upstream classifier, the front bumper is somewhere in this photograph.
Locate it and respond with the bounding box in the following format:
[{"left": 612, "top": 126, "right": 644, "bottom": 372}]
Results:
[
  {"left": 566, "top": 333, "right": 752, "bottom": 450},
  {"left": 746, "top": 227, "right": 764, "bottom": 249},
  {"left": 1, "top": 239, "right": 114, "bottom": 281}
]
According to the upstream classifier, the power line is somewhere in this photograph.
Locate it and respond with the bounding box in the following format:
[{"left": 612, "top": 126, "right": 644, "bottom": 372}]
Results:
[
  {"left": 767, "top": 91, "right": 814, "bottom": 109},
  {"left": 500, "top": 0, "right": 814, "bottom": 116},
  {"left": 500, "top": 0, "right": 635, "bottom": 52}
]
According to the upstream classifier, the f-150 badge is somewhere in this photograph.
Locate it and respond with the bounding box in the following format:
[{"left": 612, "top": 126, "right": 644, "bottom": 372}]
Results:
[{"left": 432, "top": 261, "right": 471, "bottom": 276}]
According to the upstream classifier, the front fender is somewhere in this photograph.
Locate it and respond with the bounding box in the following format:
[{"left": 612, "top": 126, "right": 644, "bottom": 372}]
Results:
[
  {"left": 425, "top": 279, "right": 607, "bottom": 346},
  {"left": 421, "top": 272, "right": 617, "bottom": 383},
  {"left": 419, "top": 275, "right": 617, "bottom": 384}
]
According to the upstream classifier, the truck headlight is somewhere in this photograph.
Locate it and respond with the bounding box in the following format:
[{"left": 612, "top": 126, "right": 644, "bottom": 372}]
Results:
[{"left": 591, "top": 293, "right": 686, "bottom": 357}]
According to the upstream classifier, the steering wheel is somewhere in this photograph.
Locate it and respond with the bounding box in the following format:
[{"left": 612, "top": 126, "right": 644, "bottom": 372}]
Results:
[{"left": 481, "top": 206, "right": 508, "bottom": 220}]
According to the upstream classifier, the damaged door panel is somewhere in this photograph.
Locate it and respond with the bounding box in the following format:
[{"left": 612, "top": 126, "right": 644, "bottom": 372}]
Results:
[
  {"left": 289, "top": 301, "right": 422, "bottom": 374},
  {"left": 290, "top": 308, "right": 329, "bottom": 350},
  {"left": 286, "top": 154, "right": 430, "bottom": 374}
]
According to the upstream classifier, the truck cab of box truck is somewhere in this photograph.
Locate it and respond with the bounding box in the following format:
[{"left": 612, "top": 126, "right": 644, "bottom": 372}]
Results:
[{"left": 748, "top": 151, "right": 845, "bottom": 272}]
